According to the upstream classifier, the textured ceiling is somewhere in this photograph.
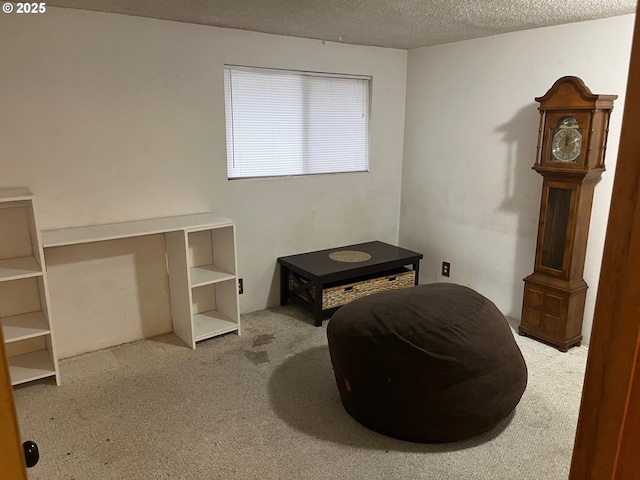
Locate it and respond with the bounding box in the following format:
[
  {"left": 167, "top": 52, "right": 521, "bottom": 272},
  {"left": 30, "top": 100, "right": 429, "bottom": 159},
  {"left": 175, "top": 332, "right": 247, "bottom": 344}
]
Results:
[{"left": 46, "top": 0, "right": 637, "bottom": 49}]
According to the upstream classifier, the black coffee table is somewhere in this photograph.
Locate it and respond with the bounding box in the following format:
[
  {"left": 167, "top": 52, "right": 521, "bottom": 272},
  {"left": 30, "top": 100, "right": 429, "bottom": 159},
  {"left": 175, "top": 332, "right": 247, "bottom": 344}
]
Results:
[{"left": 278, "top": 241, "right": 423, "bottom": 326}]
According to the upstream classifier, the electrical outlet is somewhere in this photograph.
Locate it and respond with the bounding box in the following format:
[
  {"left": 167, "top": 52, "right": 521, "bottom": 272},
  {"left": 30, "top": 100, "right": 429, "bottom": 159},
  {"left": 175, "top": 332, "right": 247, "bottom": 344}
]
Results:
[
  {"left": 442, "top": 262, "right": 450, "bottom": 277},
  {"left": 238, "top": 278, "right": 244, "bottom": 294}
]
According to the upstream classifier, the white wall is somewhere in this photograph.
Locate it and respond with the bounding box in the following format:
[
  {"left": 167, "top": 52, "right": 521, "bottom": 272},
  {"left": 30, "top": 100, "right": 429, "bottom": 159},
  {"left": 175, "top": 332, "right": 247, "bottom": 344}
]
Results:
[
  {"left": 3, "top": 7, "right": 631, "bottom": 357},
  {"left": 0, "top": 8, "right": 407, "bottom": 357},
  {"left": 400, "top": 15, "right": 635, "bottom": 344}
]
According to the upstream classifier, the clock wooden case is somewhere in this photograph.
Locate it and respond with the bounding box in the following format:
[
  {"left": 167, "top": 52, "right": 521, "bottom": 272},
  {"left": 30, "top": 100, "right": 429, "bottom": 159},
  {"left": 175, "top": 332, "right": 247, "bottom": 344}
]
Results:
[{"left": 519, "top": 76, "right": 617, "bottom": 351}]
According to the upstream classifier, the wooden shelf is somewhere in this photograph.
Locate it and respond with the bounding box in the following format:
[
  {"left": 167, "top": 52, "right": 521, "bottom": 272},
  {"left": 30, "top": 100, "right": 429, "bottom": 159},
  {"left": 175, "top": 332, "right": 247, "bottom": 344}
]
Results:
[
  {"left": 8, "top": 350, "right": 56, "bottom": 385},
  {"left": 190, "top": 265, "right": 235, "bottom": 287},
  {"left": 0, "top": 256, "right": 42, "bottom": 282},
  {"left": 1, "top": 312, "right": 50, "bottom": 343},
  {"left": 193, "top": 310, "right": 239, "bottom": 342}
]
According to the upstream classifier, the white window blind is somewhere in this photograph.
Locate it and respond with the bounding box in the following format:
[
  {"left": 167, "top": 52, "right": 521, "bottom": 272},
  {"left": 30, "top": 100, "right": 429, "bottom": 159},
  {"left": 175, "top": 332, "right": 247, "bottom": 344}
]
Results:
[{"left": 224, "top": 66, "right": 370, "bottom": 179}]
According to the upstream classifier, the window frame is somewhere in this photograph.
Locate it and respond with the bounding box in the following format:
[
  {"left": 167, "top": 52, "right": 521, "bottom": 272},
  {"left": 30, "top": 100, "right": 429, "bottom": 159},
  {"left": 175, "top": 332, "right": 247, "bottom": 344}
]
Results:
[{"left": 224, "top": 65, "right": 372, "bottom": 180}]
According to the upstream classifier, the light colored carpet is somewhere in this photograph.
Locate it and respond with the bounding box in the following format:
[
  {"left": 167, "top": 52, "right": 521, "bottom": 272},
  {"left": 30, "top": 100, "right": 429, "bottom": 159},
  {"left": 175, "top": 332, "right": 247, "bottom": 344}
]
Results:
[{"left": 13, "top": 306, "right": 588, "bottom": 479}]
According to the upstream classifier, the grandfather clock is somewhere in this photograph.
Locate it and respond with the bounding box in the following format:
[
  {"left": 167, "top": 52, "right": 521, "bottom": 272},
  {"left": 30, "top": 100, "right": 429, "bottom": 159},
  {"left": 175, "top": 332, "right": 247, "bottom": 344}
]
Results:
[{"left": 519, "top": 76, "right": 617, "bottom": 351}]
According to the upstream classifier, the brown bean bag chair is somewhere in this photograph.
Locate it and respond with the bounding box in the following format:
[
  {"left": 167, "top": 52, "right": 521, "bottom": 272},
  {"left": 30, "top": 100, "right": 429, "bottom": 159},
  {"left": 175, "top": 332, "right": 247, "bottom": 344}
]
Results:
[{"left": 327, "top": 283, "right": 527, "bottom": 442}]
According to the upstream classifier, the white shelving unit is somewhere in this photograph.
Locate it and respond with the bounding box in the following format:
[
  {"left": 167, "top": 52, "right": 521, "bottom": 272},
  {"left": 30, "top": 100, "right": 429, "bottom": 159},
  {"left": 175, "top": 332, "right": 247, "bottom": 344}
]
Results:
[
  {"left": 166, "top": 223, "right": 240, "bottom": 348},
  {"left": 42, "top": 213, "right": 241, "bottom": 351},
  {"left": 0, "top": 188, "right": 60, "bottom": 386}
]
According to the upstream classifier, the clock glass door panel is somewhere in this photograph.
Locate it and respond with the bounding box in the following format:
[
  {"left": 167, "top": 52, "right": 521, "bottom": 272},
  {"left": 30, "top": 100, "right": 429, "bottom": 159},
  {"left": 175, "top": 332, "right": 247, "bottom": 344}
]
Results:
[{"left": 540, "top": 187, "right": 572, "bottom": 271}]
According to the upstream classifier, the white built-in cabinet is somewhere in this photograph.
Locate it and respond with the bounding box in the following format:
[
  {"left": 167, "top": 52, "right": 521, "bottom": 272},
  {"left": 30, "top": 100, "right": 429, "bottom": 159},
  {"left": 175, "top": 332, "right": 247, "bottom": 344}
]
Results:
[
  {"left": 0, "top": 188, "right": 60, "bottom": 386},
  {"left": 0, "top": 187, "right": 240, "bottom": 387},
  {"left": 41, "top": 213, "right": 241, "bottom": 352}
]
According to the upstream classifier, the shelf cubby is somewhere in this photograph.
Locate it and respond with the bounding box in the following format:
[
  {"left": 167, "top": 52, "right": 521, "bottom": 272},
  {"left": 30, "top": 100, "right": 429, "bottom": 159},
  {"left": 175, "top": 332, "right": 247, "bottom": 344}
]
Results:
[
  {"left": 1, "top": 311, "right": 50, "bottom": 343},
  {"left": 0, "top": 256, "right": 43, "bottom": 282},
  {"left": 7, "top": 349, "right": 56, "bottom": 385},
  {"left": 191, "top": 278, "right": 239, "bottom": 341},
  {"left": 193, "top": 310, "right": 239, "bottom": 342}
]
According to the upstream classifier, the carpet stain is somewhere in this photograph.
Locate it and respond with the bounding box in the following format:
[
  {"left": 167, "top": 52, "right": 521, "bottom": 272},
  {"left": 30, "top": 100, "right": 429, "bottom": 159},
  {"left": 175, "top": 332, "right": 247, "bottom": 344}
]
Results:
[
  {"left": 245, "top": 350, "right": 270, "bottom": 365},
  {"left": 252, "top": 334, "right": 275, "bottom": 347}
]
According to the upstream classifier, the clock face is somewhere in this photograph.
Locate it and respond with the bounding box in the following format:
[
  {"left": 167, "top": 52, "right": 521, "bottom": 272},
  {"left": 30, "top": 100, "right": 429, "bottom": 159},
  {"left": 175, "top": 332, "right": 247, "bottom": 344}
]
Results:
[{"left": 550, "top": 116, "right": 582, "bottom": 163}]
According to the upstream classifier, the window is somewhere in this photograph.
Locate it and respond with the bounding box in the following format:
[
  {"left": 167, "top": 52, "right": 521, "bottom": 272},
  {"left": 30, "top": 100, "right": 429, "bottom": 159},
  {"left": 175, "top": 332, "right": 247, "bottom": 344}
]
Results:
[{"left": 224, "top": 66, "right": 370, "bottom": 179}]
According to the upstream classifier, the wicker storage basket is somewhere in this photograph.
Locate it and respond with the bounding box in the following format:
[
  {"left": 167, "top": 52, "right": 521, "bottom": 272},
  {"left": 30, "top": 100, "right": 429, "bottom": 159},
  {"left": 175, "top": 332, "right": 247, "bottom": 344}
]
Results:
[
  {"left": 322, "top": 269, "right": 415, "bottom": 309},
  {"left": 288, "top": 269, "right": 416, "bottom": 310}
]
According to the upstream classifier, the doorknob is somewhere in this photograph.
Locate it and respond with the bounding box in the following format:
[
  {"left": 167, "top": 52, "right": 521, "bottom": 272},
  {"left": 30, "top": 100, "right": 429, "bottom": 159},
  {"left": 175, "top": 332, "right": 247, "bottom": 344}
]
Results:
[{"left": 23, "top": 440, "right": 39, "bottom": 468}]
